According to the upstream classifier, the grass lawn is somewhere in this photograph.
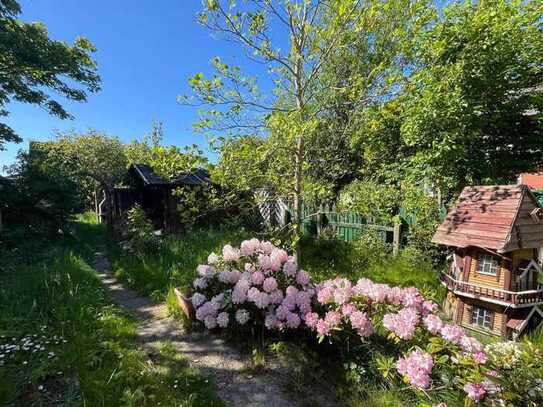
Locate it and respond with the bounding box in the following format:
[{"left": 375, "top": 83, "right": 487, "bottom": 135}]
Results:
[
  {"left": 0, "top": 213, "right": 223, "bottom": 406},
  {"left": 109, "top": 227, "right": 251, "bottom": 304}
]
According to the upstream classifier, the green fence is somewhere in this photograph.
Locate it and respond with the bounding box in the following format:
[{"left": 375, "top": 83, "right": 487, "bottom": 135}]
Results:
[{"left": 294, "top": 204, "right": 402, "bottom": 255}]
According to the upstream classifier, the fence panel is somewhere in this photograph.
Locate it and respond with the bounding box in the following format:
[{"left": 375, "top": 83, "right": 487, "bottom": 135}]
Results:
[{"left": 293, "top": 203, "right": 401, "bottom": 254}]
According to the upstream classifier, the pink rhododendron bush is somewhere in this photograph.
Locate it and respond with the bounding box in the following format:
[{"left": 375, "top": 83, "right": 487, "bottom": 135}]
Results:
[{"left": 190, "top": 239, "right": 543, "bottom": 406}]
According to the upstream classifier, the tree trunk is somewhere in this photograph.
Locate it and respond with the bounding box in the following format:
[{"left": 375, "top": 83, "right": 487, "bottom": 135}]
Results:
[
  {"left": 94, "top": 187, "right": 99, "bottom": 223},
  {"left": 293, "top": 134, "right": 304, "bottom": 261}
]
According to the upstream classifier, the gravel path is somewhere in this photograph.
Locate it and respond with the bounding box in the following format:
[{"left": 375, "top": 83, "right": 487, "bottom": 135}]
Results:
[{"left": 94, "top": 251, "right": 334, "bottom": 407}]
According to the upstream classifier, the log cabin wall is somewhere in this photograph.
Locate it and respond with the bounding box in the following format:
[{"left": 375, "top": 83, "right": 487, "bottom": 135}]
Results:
[
  {"left": 459, "top": 297, "right": 505, "bottom": 336},
  {"left": 467, "top": 248, "right": 508, "bottom": 289}
]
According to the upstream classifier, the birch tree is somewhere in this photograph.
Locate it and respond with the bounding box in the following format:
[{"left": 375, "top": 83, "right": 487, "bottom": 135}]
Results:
[{"left": 183, "top": 0, "right": 371, "bottom": 257}]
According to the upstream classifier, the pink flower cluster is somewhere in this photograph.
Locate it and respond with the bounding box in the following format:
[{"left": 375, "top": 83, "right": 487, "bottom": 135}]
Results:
[
  {"left": 383, "top": 307, "right": 420, "bottom": 340},
  {"left": 463, "top": 383, "right": 486, "bottom": 401},
  {"left": 192, "top": 239, "right": 315, "bottom": 332},
  {"left": 191, "top": 238, "right": 493, "bottom": 403},
  {"left": 396, "top": 350, "right": 433, "bottom": 389}
]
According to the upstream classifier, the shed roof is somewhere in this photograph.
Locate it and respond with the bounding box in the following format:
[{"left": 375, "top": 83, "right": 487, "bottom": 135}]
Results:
[
  {"left": 130, "top": 163, "right": 211, "bottom": 187},
  {"left": 519, "top": 169, "right": 543, "bottom": 189},
  {"left": 432, "top": 184, "right": 543, "bottom": 252}
]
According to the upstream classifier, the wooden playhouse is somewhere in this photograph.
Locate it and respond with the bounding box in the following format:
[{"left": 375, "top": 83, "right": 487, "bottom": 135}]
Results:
[{"left": 432, "top": 185, "right": 543, "bottom": 339}]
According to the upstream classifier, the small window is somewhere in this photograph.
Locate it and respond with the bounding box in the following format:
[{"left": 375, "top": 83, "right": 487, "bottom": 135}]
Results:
[
  {"left": 476, "top": 253, "right": 499, "bottom": 276},
  {"left": 471, "top": 306, "right": 493, "bottom": 329}
]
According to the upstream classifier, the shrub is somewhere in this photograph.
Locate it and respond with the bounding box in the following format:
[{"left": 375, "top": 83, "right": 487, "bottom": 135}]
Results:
[
  {"left": 190, "top": 238, "right": 313, "bottom": 333},
  {"left": 189, "top": 238, "right": 543, "bottom": 406},
  {"left": 126, "top": 204, "right": 160, "bottom": 253}
]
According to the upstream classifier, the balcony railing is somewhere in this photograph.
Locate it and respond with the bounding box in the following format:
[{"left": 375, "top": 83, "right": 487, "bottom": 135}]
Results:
[{"left": 440, "top": 272, "right": 543, "bottom": 307}]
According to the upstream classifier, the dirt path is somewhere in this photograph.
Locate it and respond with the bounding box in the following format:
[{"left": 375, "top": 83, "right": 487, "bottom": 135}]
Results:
[{"left": 94, "top": 251, "right": 333, "bottom": 407}]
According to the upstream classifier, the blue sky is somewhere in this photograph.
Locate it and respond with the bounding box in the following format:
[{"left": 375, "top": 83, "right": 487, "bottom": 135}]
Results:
[{"left": 0, "top": 0, "right": 270, "bottom": 170}]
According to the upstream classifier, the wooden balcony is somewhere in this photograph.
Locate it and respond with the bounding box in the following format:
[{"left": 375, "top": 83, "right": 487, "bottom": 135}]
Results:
[{"left": 440, "top": 272, "right": 543, "bottom": 307}]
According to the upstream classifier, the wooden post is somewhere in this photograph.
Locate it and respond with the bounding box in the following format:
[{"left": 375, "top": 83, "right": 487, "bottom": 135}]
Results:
[{"left": 392, "top": 223, "right": 401, "bottom": 257}]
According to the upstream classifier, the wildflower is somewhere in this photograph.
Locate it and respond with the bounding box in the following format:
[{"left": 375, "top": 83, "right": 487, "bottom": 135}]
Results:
[
  {"left": 421, "top": 300, "right": 437, "bottom": 316},
  {"left": 195, "top": 302, "right": 217, "bottom": 321},
  {"left": 217, "top": 312, "right": 229, "bottom": 328},
  {"left": 262, "top": 277, "right": 278, "bottom": 293},
  {"left": 211, "top": 293, "right": 225, "bottom": 310},
  {"left": 295, "top": 291, "right": 312, "bottom": 314},
  {"left": 282, "top": 294, "right": 297, "bottom": 311},
  {"left": 460, "top": 336, "right": 483, "bottom": 354},
  {"left": 270, "top": 248, "right": 288, "bottom": 271},
  {"left": 235, "top": 309, "right": 250, "bottom": 325},
  {"left": 481, "top": 379, "right": 501, "bottom": 395},
  {"left": 463, "top": 383, "right": 486, "bottom": 402},
  {"left": 276, "top": 305, "right": 289, "bottom": 321}
]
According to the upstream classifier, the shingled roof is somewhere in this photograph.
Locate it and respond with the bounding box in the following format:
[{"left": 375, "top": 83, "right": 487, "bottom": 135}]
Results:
[
  {"left": 432, "top": 185, "right": 543, "bottom": 252},
  {"left": 130, "top": 164, "right": 211, "bottom": 187}
]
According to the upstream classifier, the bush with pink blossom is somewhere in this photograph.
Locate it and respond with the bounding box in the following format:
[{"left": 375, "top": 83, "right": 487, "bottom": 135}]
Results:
[
  {"left": 188, "top": 240, "right": 543, "bottom": 406},
  {"left": 190, "top": 239, "right": 316, "bottom": 334}
]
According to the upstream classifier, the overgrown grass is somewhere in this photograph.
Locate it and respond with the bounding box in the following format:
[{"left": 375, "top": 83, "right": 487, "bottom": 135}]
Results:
[
  {"left": 110, "top": 228, "right": 251, "bottom": 301},
  {"left": 0, "top": 214, "right": 223, "bottom": 406},
  {"left": 300, "top": 236, "right": 446, "bottom": 302}
]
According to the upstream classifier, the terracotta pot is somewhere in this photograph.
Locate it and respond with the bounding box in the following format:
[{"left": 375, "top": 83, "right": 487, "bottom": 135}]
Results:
[{"left": 174, "top": 288, "right": 195, "bottom": 320}]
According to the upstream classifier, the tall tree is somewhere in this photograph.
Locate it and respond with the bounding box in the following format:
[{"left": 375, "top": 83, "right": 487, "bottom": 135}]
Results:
[
  {"left": 0, "top": 0, "right": 100, "bottom": 150},
  {"left": 401, "top": 0, "right": 543, "bottom": 194},
  {"left": 36, "top": 131, "right": 127, "bottom": 227},
  {"left": 184, "top": 0, "right": 431, "bottom": 257}
]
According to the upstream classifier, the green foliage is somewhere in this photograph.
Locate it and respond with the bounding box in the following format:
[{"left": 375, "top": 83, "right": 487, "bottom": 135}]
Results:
[
  {"left": 401, "top": 0, "right": 543, "bottom": 189},
  {"left": 1, "top": 148, "right": 83, "bottom": 249},
  {"left": 338, "top": 180, "right": 401, "bottom": 225},
  {"left": 300, "top": 232, "right": 444, "bottom": 301},
  {"left": 110, "top": 227, "right": 251, "bottom": 299},
  {"left": 0, "top": 0, "right": 100, "bottom": 149},
  {"left": 0, "top": 215, "right": 223, "bottom": 406},
  {"left": 126, "top": 204, "right": 160, "bottom": 253}
]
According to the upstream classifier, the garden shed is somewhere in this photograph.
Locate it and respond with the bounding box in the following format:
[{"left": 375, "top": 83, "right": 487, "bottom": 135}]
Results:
[
  {"left": 112, "top": 163, "right": 211, "bottom": 232},
  {"left": 433, "top": 184, "right": 543, "bottom": 339}
]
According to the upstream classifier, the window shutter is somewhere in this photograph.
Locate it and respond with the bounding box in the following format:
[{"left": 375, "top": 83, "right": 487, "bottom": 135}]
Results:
[{"left": 467, "top": 305, "right": 473, "bottom": 324}]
